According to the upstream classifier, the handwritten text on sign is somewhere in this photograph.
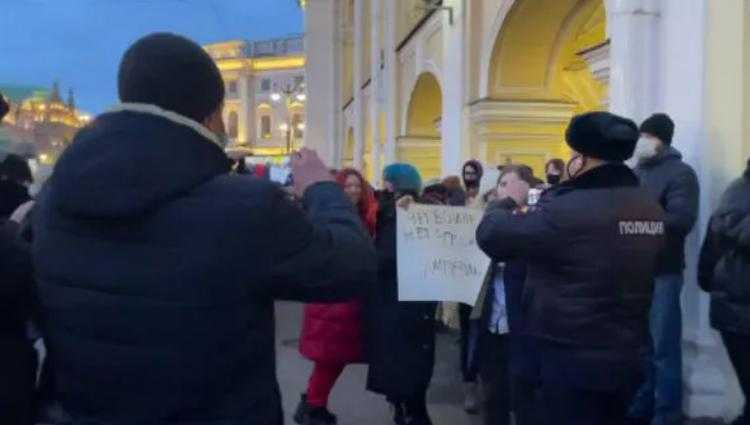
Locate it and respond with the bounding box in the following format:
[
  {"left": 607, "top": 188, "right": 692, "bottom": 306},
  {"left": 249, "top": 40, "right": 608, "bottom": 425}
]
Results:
[{"left": 397, "top": 204, "right": 490, "bottom": 305}]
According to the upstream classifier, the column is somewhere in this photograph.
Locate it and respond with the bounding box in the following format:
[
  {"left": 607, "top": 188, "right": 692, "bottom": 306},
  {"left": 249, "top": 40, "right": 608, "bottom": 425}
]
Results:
[
  {"left": 682, "top": 0, "right": 745, "bottom": 419},
  {"left": 239, "top": 74, "right": 253, "bottom": 145},
  {"left": 304, "top": 0, "right": 341, "bottom": 165},
  {"left": 383, "top": 0, "right": 398, "bottom": 165},
  {"left": 369, "top": 0, "right": 383, "bottom": 185},
  {"left": 607, "top": 0, "right": 660, "bottom": 123},
  {"left": 440, "top": 0, "right": 465, "bottom": 177},
  {"left": 352, "top": 0, "right": 366, "bottom": 170}
]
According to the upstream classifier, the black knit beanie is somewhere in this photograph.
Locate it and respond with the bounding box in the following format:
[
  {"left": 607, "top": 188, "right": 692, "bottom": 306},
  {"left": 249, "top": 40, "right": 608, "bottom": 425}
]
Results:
[
  {"left": 566, "top": 112, "right": 639, "bottom": 162},
  {"left": 118, "top": 33, "right": 225, "bottom": 123},
  {"left": 640, "top": 113, "right": 674, "bottom": 145}
]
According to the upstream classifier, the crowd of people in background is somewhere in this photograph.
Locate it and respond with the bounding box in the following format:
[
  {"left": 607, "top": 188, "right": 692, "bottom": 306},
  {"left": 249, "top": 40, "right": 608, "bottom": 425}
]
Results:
[{"left": 1, "top": 32, "right": 750, "bottom": 425}]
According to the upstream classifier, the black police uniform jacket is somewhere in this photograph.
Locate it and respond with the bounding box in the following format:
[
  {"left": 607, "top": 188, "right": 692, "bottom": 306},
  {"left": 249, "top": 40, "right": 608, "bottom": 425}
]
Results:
[
  {"left": 476, "top": 164, "right": 665, "bottom": 373},
  {"left": 32, "top": 104, "right": 376, "bottom": 425}
]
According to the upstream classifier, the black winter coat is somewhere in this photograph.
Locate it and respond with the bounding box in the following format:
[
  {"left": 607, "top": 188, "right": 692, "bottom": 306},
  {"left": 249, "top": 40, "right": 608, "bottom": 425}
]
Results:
[
  {"left": 698, "top": 168, "right": 750, "bottom": 336},
  {"left": 366, "top": 193, "right": 437, "bottom": 398},
  {"left": 32, "top": 107, "right": 376, "bottom": 425},
  {"left": 0, "top": 220, "right": 36, "bottom": 425},
  {"left": 0, "top": 179, "right": 30, "bottom": 220},
  {"left": 477, "top": 164, "right": 665, "bottom": 369},
  {"left": 635, "top": 146, "right": 699, "bottom": 274}
]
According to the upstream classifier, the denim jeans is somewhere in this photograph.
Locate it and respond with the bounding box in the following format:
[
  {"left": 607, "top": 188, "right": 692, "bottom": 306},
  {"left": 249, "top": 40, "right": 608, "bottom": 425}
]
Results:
[{"left": 629, "top": 273, "right": 684, "bottom": 425}]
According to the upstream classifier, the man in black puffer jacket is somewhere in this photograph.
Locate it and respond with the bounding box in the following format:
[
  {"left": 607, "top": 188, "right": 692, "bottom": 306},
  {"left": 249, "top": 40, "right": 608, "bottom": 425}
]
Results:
[
  {"left": 32, "top": 33, "right": 376, "bottom": 425},
  {"left": 477, "top": 112, "right": 665, "bottom": 425},
  {"left": 698, "top": 163, "right": 750, "bottom": 425},
  {"left": 630, "top": 113, "right": 699, "bottom": 425}
]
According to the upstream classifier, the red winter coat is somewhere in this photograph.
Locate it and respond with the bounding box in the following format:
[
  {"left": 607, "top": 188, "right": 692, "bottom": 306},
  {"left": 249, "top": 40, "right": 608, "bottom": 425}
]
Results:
[{"left": 299, "top": 169, "right": 377, "bottom": 364}]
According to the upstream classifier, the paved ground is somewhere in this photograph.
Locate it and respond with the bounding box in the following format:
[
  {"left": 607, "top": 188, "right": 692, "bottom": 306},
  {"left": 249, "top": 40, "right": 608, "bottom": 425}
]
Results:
[
  {"left": 274, "top": 301, "right": 726, "bottom": 425},
  {"left": 275, "top": 301, "right": 483, "bottom": 425}
]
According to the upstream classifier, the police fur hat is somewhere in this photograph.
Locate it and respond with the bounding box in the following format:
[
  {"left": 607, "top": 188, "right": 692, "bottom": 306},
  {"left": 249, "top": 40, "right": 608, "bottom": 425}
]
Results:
[{"left": 565, "top": 112, "right": 639, "bottom": 162}]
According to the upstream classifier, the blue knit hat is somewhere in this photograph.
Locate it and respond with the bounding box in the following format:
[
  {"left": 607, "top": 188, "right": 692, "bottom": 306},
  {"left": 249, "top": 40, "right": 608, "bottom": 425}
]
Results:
[{"left": 383, "top": 163, "right": 422, "bottom": 194}]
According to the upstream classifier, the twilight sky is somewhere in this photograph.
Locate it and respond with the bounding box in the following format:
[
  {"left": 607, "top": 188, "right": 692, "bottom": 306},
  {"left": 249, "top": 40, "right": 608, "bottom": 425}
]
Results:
[{"left": 0, "top": 0, "right": 303, "bottom": 114}]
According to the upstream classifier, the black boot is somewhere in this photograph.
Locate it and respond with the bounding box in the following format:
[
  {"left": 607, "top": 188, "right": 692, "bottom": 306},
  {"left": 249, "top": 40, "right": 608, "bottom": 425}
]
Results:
[
  {"left": 293, "top": 394, "right": 309, "bottom": 424},
  {"left": 403, "top": 399, "right": 433, "bottom": 425},
  {"left": 305, "top": 406, "right": 338, "bottom": 425},
  {"left": 390, "top": 401, "right": 406, "bottom": 425}
]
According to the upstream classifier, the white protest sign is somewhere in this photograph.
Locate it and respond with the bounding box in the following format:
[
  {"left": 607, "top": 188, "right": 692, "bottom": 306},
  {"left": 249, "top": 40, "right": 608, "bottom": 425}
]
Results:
[{"left": 397, "top": 204, "right": 491, "bottom": 305}]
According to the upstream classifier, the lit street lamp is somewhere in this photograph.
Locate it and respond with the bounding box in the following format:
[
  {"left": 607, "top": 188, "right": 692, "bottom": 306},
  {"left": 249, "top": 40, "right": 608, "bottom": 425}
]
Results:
[{"left": 271, "top": 81, "right": 306, "bottom": 154}]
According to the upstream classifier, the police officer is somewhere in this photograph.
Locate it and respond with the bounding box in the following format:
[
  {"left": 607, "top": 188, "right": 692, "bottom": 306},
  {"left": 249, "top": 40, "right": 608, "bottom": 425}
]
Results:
[{"left": 476, "top": 112, "right": 666, "bottom": 425}]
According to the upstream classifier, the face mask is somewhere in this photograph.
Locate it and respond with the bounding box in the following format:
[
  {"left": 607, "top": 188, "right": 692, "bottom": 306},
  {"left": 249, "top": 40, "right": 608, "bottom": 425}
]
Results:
[
  {"left": 546, "top": 174, "right": 561, "bottom": 185},
  {"left": 633, "top": 137, "right": 660, "bottom": 161}
]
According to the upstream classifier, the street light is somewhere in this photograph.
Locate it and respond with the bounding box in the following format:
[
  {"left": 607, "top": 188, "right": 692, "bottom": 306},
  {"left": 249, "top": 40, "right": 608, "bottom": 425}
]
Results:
[{"left": 270, "top": 79, "right": 306, "bottom": 154}]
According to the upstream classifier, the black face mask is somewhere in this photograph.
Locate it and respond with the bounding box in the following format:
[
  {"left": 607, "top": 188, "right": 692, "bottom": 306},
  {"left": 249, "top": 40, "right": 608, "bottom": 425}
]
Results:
[{"left": 546, "top": 174, "right": 561, "bottom": 185}]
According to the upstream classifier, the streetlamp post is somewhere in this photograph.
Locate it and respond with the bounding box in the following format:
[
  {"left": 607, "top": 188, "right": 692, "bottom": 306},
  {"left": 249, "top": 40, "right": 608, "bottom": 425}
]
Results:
[{"left": 271, "top": 82, "right": 306, "bottom": 155}]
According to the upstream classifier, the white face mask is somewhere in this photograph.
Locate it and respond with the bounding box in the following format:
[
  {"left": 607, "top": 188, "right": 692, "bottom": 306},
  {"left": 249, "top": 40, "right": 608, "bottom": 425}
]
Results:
[{"left": 628, "top": 137, "right": 660, "bottom": 167}]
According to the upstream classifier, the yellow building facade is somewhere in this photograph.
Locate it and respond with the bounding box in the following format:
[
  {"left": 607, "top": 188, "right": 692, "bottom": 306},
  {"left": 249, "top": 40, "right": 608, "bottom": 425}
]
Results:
[
  {"left": 205, "top": 36, "right": 306, "bottom": 163},
  {"left": 1, "top": 82, "right": 90, "bottom": 164},
  {"left": 304, "top": 0, "right": 750, "bottom": 420}
]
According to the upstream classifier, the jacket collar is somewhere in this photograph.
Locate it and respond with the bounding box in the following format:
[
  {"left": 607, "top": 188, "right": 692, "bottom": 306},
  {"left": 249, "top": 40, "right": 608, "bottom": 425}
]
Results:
[
  {"left": 48, "top": 103, "right": 231, "bottom": 219},
  {"left": 108, "top": 103, "right": 224, "bottom": 149},
  {"left": 555, "top": 163, "right": 639, "bottom": 192}
]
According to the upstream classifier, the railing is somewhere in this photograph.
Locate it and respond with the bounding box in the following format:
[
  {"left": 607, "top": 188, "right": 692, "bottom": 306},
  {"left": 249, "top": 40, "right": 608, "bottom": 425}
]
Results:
[{"left": 249, "top": 35, "right": 304, "bottom": 57}]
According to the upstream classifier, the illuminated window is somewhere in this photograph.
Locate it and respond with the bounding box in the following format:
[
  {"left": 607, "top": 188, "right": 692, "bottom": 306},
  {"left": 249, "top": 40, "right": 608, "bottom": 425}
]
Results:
[
  {"left": 260, "top": 115, "right": 272, "bottom": 138},
  {"left": 227, "top": 80, "right": 238, "bottom": 98},
  {"left": 227, "top": 111, "right": 238, "bottom": 139}
]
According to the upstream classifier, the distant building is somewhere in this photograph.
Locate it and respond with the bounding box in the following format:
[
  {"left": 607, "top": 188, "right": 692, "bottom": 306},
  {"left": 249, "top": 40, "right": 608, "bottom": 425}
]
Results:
[
  {"left": 204, "top": 35, "right": 306, "bottom": 164},
  {"left": 0, "top": 82, "right": 90, "bottom": 164}
]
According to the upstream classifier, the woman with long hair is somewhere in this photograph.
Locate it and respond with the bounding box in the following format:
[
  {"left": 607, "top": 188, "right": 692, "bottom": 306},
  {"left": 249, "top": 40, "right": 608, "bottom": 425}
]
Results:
[{"left": 295, "top": 168, "right": 378, "bottom": 425}]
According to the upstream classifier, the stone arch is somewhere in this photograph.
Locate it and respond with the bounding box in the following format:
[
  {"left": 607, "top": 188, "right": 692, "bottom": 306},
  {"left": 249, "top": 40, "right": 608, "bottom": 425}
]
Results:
[
  {"left": 399, "top": 72, "right": 442, "bottom": 179},
  {"left": 471, "top": 0, "right": 607, "bottom": 176},
  {"left": 480, "top": 0, "right": 608, "bottom": 101}
]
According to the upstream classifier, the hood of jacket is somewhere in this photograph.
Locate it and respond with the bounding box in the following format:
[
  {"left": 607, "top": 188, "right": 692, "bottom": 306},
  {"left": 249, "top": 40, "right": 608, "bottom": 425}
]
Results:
[
  {"left": 47, "top": 103, "right": 231, "bottom": 219},
  {"left": 712, "top": 174, "right": 750, "bottom": 246}
]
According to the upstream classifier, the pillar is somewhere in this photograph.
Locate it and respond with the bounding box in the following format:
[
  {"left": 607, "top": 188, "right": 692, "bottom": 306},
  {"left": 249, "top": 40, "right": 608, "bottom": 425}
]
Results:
[
  {"left": 304, "top": 0, "right": 341, "bottom": 165},
  {"left": 607, "top": 0, "right": 660, "bottom": 123},
  {"left": 352, "top": 0, "right": 366, "bottom": 170},
  {"left": 383, "top": 0, "right": 398, "bottom": 166},
  {"left": 239, "top": 74, "right": 253, "bottom": 145},
  {"left": 369, "top": 0, "right": 383, "bottom": 186},
  {"left": 440, "top": 0, "right": 465, "bottom": 177}
]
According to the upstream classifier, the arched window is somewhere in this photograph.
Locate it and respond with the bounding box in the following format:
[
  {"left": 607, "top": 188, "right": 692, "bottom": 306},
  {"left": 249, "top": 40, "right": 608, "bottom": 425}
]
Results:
[{"left": 227, "top": 111, "right": 239, "bottom": 139}]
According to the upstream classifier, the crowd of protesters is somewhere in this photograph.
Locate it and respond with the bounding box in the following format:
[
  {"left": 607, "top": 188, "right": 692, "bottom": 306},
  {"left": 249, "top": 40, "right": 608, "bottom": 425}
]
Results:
[{"left": 1, "top": 32, "right": 749, "bottom": 425}]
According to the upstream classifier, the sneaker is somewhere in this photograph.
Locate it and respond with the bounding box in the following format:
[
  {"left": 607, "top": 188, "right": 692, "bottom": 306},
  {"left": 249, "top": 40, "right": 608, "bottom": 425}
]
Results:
[
  {"left": 305, "top": 407, "right": 338, "bottom": 425},
  {"left": 293, "top": 394, "right": 309, "bottom": 424},
  {"left": 463, "top": 382, "right": 480, "bottom": 414}
]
